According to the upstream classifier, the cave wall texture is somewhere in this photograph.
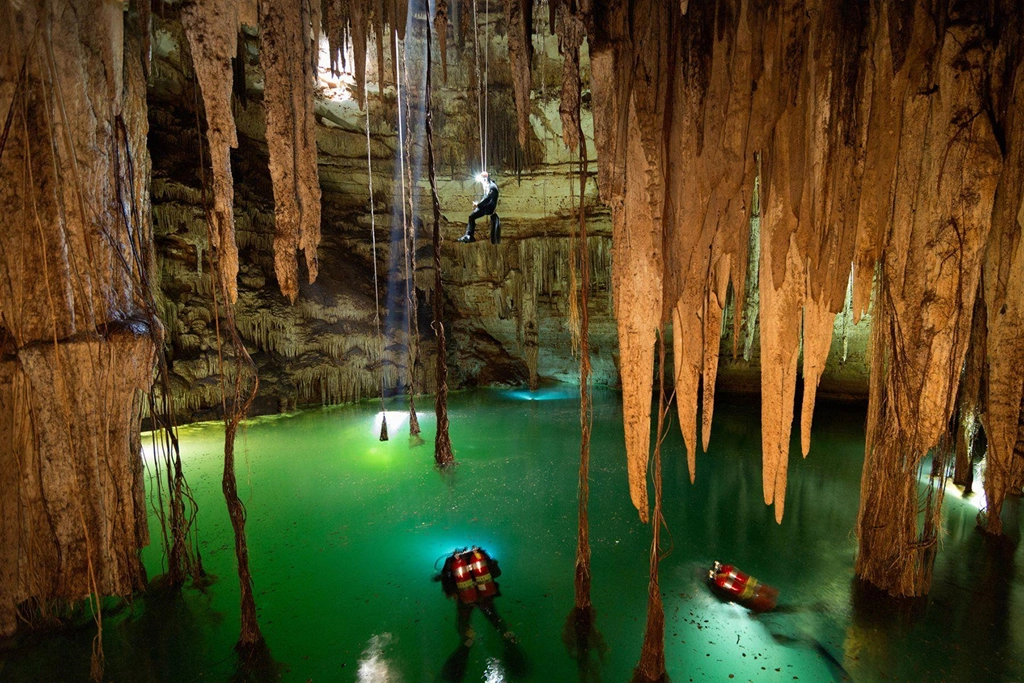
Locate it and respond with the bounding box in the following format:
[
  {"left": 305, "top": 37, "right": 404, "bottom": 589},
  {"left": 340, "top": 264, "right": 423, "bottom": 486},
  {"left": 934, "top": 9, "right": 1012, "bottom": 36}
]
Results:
[
  {"left": 0, "top": 0, "right": 154, "bottom": 636},
  {"left": 567, "top": 0, "right": 1024, "bottom": 594},
  {"left": 4, "top": 0, "right": 1024, "bottom": 635},
  {"left": 149, "top": 0, "right": 869, "bottom": 425}
]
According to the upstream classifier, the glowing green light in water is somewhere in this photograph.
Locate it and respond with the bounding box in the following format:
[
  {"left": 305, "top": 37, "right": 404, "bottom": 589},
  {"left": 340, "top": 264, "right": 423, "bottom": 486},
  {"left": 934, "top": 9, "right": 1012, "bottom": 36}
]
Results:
[{"left": 3, "top": 388, "right": 1022, "bottom": 683}]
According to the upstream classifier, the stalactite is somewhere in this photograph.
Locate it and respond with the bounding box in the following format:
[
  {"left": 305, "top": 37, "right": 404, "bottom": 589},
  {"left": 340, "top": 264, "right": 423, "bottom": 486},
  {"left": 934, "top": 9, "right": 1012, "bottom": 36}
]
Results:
[
  {"left": 555, "top": 2, "right": 584, "bottom": 153},
  {"left": 502, "top": 0, "right": 534, "bottom": 148},
  {"left": 855, "top": 1, "right": 1002, "bottom": 596},
  {"left": 953, "top": 292, "right": 986, "bottom": 490},
  {"left": 324, "top": 0, "right": 347, "bottom": 77},
  {"left": 374, "top": 1, "right": 387, "bottom": 89},
  {"left": 181, "top": 0, "right": 241, "bottom": 303},
  {"left": 260, "top": 0, "right": 322, "bottom": 303},
  {"left": 587, "top": 0, "right": 670, "bottom": 523},
  {"left": 434, "top": 0, "right": 449, "bottom": 84},
  {"left": 0, "top": 0, "right": 155, "bottom": 647},
  {"left": 425, "top": 13, "right": 454, "bottom": 468},
  {"left": 351, "top": 0, "right": 370, "bottom": 107},
  {"left": 310, "top": 0, "right": 323, "bottom": 73},
  {"left": 982, "top": 4, "right": 1024, "bottom": 536}
]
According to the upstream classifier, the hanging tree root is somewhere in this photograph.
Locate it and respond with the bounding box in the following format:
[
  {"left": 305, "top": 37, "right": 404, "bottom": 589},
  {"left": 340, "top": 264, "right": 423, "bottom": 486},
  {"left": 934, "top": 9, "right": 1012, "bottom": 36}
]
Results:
[
  {"left": 426, "top": 5, "right": 454, "bottom": 469},
  {"left": 632, "top": 330, "right": 670, "bottom": 683},
  {"left": 192, "top": 69, "right": 266, "bottom": 652}
]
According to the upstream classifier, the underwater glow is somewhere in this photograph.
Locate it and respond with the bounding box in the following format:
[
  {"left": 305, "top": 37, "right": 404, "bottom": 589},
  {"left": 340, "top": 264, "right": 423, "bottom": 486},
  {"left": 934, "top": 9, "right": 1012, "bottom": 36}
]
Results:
[
  {"left": 357, "top": 633, "right": 399, "bottom": 683},
  {"left": 372, "top": 411, "right": 409, "bottom": 437},
  {"left": 915, "top": 465, "right": 987, "bottom": 511},
  {"left": 427, "top": 536, "right": 504, "bottom": 571},
  {"left": 942, "top": 477, "right": 987, "bottom": 510},
  {"left": 505, "top": 387, "right": 578, "bottom": 402},
  {"left": 482, "top": 658, "right": 507, "bottom": 683}
]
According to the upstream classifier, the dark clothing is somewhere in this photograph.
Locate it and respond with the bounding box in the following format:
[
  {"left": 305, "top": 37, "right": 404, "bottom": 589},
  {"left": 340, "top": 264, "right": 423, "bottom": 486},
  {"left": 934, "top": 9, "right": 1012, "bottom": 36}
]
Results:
[
  {"left": 437, "top": 550, "right": 502, "bottom": 602},
  {"left": 457, "top": 597, "right": 507, "bottom": 637},
  {"left": 436, "top": 547, "right": 522, "bottom": 682},
  {"left": 466, "top": 206, "right": 491, "bottom": 237},
  {"left": 477, "top": 180, "right": 499, "bottom": 214},
  {"left": 465, "top": 181, "right": 499, "bottom": 237},
  {"left": 436, "top": 548, "right": 509, "bottom": 640}
]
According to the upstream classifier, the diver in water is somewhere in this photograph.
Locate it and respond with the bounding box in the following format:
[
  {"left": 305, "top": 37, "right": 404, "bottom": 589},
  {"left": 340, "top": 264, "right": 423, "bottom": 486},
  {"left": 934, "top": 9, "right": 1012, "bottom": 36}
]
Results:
[
  {"left": 437, "top": 547, "right": 515, "bottom": 645},
  {"left": 457, "top": 172, "right": 500, "bottom": 244},
  {"left": 436, "top": 547, "right": 524, "bottom": 681}
]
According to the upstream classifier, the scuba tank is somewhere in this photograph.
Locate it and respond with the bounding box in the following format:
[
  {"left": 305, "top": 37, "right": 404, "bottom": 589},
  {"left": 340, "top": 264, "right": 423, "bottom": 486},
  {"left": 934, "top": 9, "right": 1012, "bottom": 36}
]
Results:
[
  {"left": 708, "top": 560, "right": 779, "bottom": 612},
  {"left": 451, "top": 552, "right": 479, "bottom": 604},
  {"left": 468, "top": 547, "right": 498, "bottom": 598}
]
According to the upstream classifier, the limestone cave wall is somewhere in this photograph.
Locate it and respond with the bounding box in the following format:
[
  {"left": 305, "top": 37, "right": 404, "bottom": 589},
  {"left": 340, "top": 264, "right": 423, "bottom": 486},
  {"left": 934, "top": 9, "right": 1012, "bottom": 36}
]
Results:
[{"left": 148, "top": 2, "right": 870, "bottom": 424}]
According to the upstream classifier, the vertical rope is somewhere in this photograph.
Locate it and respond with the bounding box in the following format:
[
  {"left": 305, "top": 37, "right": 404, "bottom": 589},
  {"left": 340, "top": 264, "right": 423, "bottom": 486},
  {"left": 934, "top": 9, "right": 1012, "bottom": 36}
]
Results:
[
  {"left": 366, "top": 71, "right": 389, "bottom": 441},
  {"left": 471, "top": 0, "right": 484, "bottom": 170},
  {"left": 483, "top": 0, "right": 489, "bottom": 172},
  {"left": 394, "top": 29, "right": 420, "bottom": 437}
]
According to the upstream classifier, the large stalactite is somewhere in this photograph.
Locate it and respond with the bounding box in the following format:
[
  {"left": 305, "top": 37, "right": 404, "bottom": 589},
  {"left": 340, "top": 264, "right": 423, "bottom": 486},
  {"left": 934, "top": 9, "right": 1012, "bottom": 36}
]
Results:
[
  {"left": 854, "top": 2, "right": 1003, "bottom": 596},
  {"left": 983, "top": 6, "right": 1024, "bottom": 536},
  {"left": 512, "top": 0, "right": 1024, "bottom": 596},
  {"left": 260, "top": 0, "right": 323, "bottom": 303},
  {"left": 181, "top": 0, "right": 242, "bottom": 302},
  {"left": 0, "top": 0, "right": 155, "bottom": 638}
]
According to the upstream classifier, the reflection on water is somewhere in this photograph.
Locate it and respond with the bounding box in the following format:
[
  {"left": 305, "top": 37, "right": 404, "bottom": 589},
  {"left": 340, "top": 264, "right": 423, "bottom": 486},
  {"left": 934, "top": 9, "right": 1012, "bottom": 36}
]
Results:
[
  {"left": 482, "top": 657, "right": 507, "bottom": 683},
  {"left": 504, "top": 387, "right": 579, "bottom": 402},
  {"left": 1, "top": 388, "right": 1023, "bottom": 682},
  {"left": 357, "top": 633, "right": 401, "bottom": 683}
]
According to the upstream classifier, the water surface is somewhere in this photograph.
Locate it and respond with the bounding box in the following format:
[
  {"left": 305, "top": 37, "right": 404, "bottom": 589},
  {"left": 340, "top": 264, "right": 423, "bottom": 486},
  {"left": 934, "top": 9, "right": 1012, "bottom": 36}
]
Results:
[{"left": 2, "top": 387, "right": 1021, "bottom": 682}]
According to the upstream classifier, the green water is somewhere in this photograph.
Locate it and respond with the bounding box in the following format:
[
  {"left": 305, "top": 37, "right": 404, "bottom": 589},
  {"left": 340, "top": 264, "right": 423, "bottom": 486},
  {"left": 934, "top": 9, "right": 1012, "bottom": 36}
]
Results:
[{"left": 2, "top": 387, "right": 1023, "bottom": 682}]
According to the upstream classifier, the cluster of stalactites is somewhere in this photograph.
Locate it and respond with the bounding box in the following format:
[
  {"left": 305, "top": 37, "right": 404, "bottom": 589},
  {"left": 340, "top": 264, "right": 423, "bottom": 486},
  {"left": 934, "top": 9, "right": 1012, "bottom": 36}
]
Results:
[
  {"left": 323, "top": 0, "right": 410, "bottom": 108},
  {"left": 179, "top": 0, "right": 412, "bottom": 304},
  {"left": 501, "top": 0, "right": 1024, "bottom": 529}
]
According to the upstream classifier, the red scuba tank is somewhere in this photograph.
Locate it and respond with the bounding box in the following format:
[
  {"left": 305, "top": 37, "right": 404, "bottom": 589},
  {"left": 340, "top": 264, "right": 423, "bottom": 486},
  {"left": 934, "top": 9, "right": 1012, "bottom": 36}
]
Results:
[
  {"left": 468, "top": 548, "right": 498, "bottom": 598},
  {"left": 709, "top": 561, "right": 779, "bottom": 612},
  {"left": 452, "top": 553, "right": 479, "bottom": 604}
]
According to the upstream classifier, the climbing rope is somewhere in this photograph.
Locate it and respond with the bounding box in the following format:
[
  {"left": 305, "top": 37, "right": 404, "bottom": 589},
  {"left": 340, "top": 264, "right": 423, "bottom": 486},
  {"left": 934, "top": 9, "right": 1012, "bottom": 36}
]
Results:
[
  {"left": 365, "top": 74, "right": 389, "bottom": 441},
  {"left": 395, "top": 28, "right": 421, "bottom": 438},
  {"left": 483, "top": 0, "right": 489, "bottom": 173},
  {"left": 471, "top": 0, "right": 485, "bottom": 171}
]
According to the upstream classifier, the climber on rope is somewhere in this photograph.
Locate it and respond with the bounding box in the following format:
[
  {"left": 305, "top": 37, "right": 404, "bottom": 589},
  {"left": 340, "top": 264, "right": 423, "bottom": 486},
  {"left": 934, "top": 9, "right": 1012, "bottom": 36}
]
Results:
[{"left": 457, "top": 171, "right": 500, "bottom": 244}]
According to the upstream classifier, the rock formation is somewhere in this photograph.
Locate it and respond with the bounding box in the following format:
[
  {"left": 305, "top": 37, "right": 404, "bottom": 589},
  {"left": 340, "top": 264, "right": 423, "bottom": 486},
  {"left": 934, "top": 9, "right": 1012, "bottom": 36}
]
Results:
[
  {"left": 516, "top": 0, "right": 1024, "bottom": 596},
  {"left": 0, "top": 0, "right": 155, "bottom": 643},
  {"left": 8, "top": 2, "right": 1021, "bottom": 653}
]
